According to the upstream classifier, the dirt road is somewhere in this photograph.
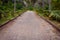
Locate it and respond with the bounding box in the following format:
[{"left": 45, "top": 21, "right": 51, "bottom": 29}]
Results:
[{"left": 0, "top": 11, "right": 60, "bottom": 40}]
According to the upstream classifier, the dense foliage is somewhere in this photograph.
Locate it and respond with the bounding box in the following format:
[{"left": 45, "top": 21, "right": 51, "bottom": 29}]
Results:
[
  {"left": 0, "top": 0, "right": 25, "bottom": 25},
  {"left": 33, "top": 0, "right": 60, "bottom": 22},
  {"left": 0, "top": 0, "right": 60, "bottom": 26}
]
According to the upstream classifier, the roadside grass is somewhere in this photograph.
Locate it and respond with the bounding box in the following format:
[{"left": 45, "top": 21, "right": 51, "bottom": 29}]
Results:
[
  {"left": 35, "top": 9, "right": 60, "bottom": 28},
  {"left": 0, "top": 8, "right": 27, "bottom": 26}
]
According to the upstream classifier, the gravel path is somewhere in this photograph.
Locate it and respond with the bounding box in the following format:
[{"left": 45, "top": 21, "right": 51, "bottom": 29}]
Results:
[{"left": 0, "top": 11, "right": 60, "bottom": 40}]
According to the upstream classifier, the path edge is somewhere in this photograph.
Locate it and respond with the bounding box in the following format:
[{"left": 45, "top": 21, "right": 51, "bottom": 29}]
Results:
[
  {"left": 0, "top": 11, "right": 26, "bottom": 28},
  {"left": 34, "top": 11, "right": 60, "bottom": 32},
  {"left": 40, "top": 16, "right": 60, "bottom": 32}
]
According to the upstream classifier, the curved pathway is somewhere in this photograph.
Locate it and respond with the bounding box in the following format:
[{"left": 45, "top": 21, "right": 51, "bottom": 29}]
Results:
[{"left": 0, "top": 11, "right": 60, "bottom": 40}]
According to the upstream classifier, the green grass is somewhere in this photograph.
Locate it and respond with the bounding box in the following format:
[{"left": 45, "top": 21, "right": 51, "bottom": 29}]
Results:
[
  {"left": 35, "top": 9, "right": 60, "bottom": 28},
  {"left": 0, "top": 2, "right": 26, "bottom": 26},
  {"left": 0, "top": 8, "right": 26, "bottom": 26}
]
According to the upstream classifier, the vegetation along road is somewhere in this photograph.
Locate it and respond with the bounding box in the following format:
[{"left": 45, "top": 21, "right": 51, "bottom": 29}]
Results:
[{"left": 0, "top": 11, "right": 60, "bottom": 40}]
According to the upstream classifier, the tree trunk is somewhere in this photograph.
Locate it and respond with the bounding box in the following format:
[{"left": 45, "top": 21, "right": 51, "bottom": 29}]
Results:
[{"left": 0, "top": 13, "right": 2, "bottom": 19}]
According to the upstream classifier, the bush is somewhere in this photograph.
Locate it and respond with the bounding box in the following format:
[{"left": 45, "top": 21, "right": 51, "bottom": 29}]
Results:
[
  {"left": 49, "top": 10, "right": 60, "bottom": 21},
  {"left": 16, "top": 3, "right": 24, "bottom": 10}
]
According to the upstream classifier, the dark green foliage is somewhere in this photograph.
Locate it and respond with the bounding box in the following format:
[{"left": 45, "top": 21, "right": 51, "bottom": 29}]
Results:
[
  {"left": 33, "top": 0, "right": 60, "bottom": 22},
  {"left": 0, "top": 0, "right": 60, "bottom": 25},
  {"left": 52, "top": 0, "right": 60, "bottom": 10},
  {"left": 49, "top": 11, "right": 60, "bottom": 21},
  {"left": 0, "top": 0, "right": 25, "bottom": 25},
  {"left": 16, "top": 3, "right": 24, "bottom": 10},
  {"left": 27, "top": 6, "right": 33, "bottom": 10},
  {"left": 0, "top": 1, "right": 14, "bottom": 18}
]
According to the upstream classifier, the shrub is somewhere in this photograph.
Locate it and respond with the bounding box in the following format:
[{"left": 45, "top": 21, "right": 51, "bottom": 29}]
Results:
[{"left": 49, "top": 10, "right": 60, "bottom": 21}]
